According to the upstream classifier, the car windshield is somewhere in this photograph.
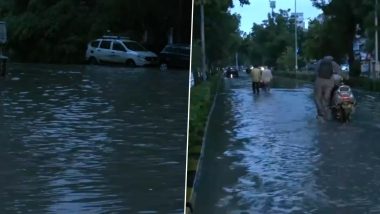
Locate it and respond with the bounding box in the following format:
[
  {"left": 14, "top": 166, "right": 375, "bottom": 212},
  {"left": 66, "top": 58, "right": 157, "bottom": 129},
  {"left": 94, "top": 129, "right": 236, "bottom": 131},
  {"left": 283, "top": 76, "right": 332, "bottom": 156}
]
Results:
[
  {"left": 122, "top": 41, "right": 147, "bottom": 51},
  {"left": 178, "top": 47, "right": 190, "bottom": 55},
  {"left": 340, "top": 86, "right": 350, "bottom": 92},
  {"left": 164, "top": 46, "right": 190, "bottom": 55}
]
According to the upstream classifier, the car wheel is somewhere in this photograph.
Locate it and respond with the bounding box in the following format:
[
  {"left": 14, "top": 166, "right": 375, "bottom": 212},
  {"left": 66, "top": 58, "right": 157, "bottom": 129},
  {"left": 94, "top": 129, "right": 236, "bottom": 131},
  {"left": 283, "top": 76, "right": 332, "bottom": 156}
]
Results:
[
  {"left": 89, "top": 57, "right": 98, "bottom": 65},
  {"left": 126, "top": 59, "right": 136, "bottom": 67},
  {"left": 160, "top": 63, "right": 168, "bottom": 71}
]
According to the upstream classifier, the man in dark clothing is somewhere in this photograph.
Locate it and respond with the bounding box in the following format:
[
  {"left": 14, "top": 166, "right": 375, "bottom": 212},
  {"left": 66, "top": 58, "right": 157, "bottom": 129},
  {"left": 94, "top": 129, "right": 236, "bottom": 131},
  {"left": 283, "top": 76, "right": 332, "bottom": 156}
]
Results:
[{"left": 314, "top": 56, "right": 342, "bottom": 122}]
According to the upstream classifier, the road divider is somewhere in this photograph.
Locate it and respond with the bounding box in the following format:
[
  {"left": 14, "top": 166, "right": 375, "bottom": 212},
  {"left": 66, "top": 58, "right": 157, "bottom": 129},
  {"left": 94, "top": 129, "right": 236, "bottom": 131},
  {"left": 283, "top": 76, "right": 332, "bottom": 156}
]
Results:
[{"left": 186, "top": 70, "right": 222, "bottom": 213}]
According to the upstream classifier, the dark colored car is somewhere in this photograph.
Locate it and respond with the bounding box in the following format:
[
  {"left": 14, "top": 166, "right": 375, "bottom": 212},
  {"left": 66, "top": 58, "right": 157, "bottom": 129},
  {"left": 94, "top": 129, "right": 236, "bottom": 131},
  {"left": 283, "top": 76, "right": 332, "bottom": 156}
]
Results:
[
  {"left": 225, "top": 67, "right": 239, "bottom": 78},
  {"left": 159, "top": 44, "right": 190, "bottom": 69}
]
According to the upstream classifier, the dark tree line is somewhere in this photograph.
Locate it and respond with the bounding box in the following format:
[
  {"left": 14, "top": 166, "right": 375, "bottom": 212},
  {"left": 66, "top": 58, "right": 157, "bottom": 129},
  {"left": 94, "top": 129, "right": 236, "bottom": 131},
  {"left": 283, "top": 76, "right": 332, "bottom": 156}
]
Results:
[
  {"left": 307, "top": 0, "right": 375, "bottom": 76},
  {"left": 192, "top": 0, "right": 250, "bottom": 70},
  {"left": 0, "top": 0, "right": 192, "bottom": 63},
  {"left": 192, "top": 0, "right": 380, "bottom": 77}
]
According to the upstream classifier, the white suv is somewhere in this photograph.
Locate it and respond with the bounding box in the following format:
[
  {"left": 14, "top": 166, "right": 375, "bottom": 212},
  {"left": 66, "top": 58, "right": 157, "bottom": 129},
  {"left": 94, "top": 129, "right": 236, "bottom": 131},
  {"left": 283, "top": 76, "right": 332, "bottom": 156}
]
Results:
[{"left": 85, "top": 36, "right": 158, "bottom": 66}]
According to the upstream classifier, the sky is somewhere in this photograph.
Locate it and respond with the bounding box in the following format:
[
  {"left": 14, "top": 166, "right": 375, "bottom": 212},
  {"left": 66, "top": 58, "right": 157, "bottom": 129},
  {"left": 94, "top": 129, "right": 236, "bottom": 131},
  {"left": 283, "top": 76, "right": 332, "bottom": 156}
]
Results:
[{"left": 230, "top": 0, "right": 322, "bottom": 33}]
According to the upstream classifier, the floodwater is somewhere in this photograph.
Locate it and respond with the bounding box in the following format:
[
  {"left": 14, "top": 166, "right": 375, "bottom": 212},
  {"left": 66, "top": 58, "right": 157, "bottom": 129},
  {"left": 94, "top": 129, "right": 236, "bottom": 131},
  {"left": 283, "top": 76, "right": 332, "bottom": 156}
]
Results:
[
  {"left": 0, "top": 64, "right": 188, "bottom": 214},
  {"left": 194, "top": 73, "right": 380, "bottom": 214}
]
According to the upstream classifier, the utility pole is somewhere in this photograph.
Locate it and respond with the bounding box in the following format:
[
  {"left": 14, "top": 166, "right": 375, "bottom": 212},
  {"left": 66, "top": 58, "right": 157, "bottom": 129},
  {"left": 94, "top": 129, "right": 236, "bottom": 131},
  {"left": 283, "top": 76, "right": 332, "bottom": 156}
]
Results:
[
  {"left": 200, "top": 0, "right": 207, "bottom": 81},
  {"left": 295, "top": 0, "right": 298, "bottom": 73},
  {"left": 375, "top": 0, "right": 379, "bottom": 78}
]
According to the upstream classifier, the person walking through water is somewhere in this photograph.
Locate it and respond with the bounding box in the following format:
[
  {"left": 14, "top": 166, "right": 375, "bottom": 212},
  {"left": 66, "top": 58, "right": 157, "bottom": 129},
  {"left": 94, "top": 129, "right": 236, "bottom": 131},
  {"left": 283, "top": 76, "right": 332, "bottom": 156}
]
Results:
[
  {"left": 250, "top": 65, "right": 262, "bottom": 94},
  {"left": 314, "top": 55, "right": 342, "bottom": 122},
  {"left": 261, "top": 66, "right": 273, "bottom": 92}
]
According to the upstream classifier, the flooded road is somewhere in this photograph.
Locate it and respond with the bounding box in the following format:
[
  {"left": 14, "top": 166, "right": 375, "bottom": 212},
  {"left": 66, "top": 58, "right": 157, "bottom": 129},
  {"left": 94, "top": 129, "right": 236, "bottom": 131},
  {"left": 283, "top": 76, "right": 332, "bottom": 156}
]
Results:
[
  {"left": 194, "top": 73, "right": 380, "bottom": 214},
  {"left": 0, "top": 64, "right": 188, "bottom": 213}
]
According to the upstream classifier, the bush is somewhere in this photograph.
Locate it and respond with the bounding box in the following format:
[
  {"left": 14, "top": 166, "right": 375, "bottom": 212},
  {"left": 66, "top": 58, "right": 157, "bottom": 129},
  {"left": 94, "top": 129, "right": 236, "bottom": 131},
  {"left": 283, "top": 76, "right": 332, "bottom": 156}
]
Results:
[
  {"left": 350, "top": 61, "right": 361, "bottom": 77},
  {"left": 275, "top": 71, "right": 380, "bottom": 92},
  {"left": 346, "top": 77, "right": 380, "bottom": 91},
  {"left": 274, "top": 71, "right": 315, "bottom": 82},
  {"left": 187, "top": 71, "right": 221, "bottom": 191}
]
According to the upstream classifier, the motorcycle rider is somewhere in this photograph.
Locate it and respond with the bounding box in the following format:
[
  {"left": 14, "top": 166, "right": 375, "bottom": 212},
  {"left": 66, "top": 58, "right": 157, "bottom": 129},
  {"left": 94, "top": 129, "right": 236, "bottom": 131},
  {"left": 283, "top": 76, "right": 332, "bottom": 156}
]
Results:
[{"left": 314, "top": 55, "right": 343, "bottom": 122}]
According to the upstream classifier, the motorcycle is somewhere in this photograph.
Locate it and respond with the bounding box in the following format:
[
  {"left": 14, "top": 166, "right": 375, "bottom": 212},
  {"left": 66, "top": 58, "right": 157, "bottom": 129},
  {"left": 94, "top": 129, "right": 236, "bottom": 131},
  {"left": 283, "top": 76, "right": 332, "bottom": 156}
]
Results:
[{"left": 330, "top": 82, "right": 356, "bottom": 122}]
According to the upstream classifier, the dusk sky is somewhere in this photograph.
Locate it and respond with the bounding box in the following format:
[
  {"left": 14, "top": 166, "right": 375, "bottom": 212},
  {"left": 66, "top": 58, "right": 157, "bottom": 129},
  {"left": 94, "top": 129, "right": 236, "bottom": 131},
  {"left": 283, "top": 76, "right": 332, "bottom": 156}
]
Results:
[{"left": 230, "top": 0, "right": 322, "bottom": 33}]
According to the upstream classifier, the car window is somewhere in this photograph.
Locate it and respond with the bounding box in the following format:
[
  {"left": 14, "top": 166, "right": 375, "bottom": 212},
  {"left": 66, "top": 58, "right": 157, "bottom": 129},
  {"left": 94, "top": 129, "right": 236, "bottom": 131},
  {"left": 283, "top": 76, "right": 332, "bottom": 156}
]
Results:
[
  {"left": 173, "top": 48, "right": 182, "bottom": 54},
  {"left": 175, "top": 48, "right": 190, "bottom": 55},
  {"left": 99, "top": 40, "right": 111, "bottom": 49},
  {"left": 163, "top": 46, "right": 189, "bottom": 55},
  {"left": 340, "top": 86, "right": 350, "bottom": 92},
  {"left": 112, "top": 42, "right": 126, "bottom": 52},
  {"left": 164, "top": 47, "right": 175, "bottom": 53},
  {"left": 122, "top": 41, "right": 147, "bottom": 51},
  {"left": 91, "top": 41, "right": 100, "bottom": 48},
  {"left": 177, "top": 48, "right": 190, "bottom": 55}
]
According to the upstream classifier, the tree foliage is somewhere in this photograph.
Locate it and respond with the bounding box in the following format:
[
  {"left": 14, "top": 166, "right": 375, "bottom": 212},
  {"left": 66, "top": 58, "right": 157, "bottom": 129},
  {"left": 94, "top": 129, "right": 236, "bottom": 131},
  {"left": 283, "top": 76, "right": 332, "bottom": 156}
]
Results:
[
  {"left": 277, "top": 46, "right": 295, "bottom": 71},
  {"left": 306, "top": 0, "right": 375, "bottom": 76},
  {"left": 192, "top": 0, "right": 251, "bottom": 67},
  {"left": 0, "top": 0, "right": 192, "bottom": 63},
  {"left": 239, "top": 9, "right": 306, "bottom": 69}
]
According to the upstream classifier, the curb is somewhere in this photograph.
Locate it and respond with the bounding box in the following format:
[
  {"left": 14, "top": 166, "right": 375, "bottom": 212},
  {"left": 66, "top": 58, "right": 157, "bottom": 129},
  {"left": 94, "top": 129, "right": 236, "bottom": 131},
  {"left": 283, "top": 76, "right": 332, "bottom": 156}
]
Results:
[{"left": 186, "top": 74, "right": 223, "bottom": 213}]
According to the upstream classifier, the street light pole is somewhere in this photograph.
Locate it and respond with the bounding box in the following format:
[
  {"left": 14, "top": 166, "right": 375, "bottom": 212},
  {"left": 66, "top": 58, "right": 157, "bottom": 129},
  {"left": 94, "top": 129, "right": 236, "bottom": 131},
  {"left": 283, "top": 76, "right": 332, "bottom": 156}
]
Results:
[
  {"left": 375, "top": 0, "right": 379, "bottom": 78},
  {"left": 295, "top": 0, "right": 298, "bottom": 73}
]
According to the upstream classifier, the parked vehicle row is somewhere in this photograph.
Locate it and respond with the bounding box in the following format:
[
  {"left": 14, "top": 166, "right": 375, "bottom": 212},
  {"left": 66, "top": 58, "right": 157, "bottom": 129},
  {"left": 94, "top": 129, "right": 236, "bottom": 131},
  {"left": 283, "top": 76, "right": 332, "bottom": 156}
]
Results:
[
  {"left": 159, "top": 43, "right": 190, "bottom": 69},
  {"left": 85, "top": 35, "right": 190, "bottom": 69}
]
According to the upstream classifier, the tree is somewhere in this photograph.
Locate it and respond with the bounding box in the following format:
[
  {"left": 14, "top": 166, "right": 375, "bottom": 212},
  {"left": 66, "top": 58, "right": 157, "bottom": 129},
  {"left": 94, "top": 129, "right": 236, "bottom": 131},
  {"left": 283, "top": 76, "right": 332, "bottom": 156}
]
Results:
[
  {"left": 277, "top": 46, "right": 295, "bottom": 71},
  {"left": 192, "top": 0, "right": 250, "bottom": 67},
  {"left": 0, "top": 0, "right": 192, "bottom": 63},
  {"left": 240, "top": 9, "right": 305, "bottom": 69},
  {"left": 310, "top": 0, "right": 374, "bottom": 76}
]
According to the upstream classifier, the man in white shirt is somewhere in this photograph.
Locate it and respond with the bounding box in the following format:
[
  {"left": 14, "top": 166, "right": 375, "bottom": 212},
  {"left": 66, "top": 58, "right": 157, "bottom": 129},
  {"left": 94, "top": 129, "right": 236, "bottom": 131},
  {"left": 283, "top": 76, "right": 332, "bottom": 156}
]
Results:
[{"left": 261, "top": 66, "right": 273, "bottom": 92}]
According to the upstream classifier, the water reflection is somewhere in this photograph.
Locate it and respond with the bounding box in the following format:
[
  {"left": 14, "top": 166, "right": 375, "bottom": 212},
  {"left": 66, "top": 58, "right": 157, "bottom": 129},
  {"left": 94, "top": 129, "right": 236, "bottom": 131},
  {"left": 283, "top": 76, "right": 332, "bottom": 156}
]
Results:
[
  {"left": 195, "top": 74, "right": 380, "bottom": 213},
  {"left": 0, "top": 64, "right": 188, "bottom": 213}
]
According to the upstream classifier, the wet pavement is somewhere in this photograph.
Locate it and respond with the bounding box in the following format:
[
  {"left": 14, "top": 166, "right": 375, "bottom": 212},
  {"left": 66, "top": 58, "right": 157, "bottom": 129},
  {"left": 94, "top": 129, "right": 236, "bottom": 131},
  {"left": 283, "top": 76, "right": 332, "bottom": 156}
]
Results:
[
  {"left": 0, "top": 64, "right": 188, "bottom": 214},
  {"left": 194, "top": 72, "right": 380, "bottom": 214}
]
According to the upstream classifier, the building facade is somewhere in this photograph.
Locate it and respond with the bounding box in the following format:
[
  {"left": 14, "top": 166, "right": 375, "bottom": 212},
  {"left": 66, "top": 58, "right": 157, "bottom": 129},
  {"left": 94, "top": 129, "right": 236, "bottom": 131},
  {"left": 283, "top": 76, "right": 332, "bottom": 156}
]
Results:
[{"left": 291, "top": 12, "right": 305, "bottom": 29}]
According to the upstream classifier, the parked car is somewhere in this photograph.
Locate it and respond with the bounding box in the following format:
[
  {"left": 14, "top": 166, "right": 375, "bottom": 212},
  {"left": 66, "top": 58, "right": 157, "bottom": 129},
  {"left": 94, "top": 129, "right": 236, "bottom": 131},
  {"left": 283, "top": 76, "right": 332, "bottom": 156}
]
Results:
[
  {"left": 85, "top": 35, "right": 158, "bottom": 66},
  {"left": 159, "top": 44, "right": 190, "bottom": 69}
]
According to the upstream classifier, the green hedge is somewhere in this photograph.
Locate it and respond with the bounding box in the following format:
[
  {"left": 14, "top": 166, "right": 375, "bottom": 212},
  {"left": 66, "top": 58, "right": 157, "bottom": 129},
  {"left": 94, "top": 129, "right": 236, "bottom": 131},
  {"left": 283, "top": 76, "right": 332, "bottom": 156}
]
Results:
[
  {"left": 274, "top": 71, "right": 316, "bottom": 82},
  {"left": 346, "top": 77, "right": 380, "bottom": 91},
  {"left": 186, "top": 71, "right": 221, "bottom": 202},
  {"left": 275, "top": 71, "right": 380, "bottom": 92}
]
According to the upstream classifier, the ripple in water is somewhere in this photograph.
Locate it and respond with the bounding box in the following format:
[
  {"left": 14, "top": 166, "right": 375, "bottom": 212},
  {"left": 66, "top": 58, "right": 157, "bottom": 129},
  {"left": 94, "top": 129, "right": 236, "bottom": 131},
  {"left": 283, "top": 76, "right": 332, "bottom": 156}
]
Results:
[
  {"left": 0, "top": 64, "right": 188, "bottom": 213},
  {"left": 196, "top": 76, "right": 380, "bottom": 213}
]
